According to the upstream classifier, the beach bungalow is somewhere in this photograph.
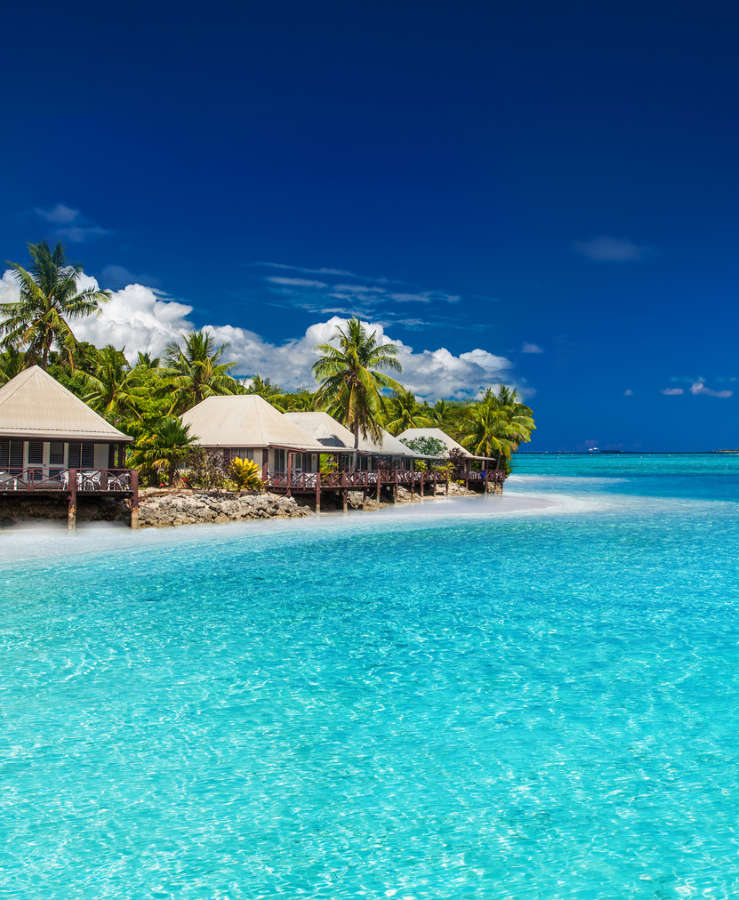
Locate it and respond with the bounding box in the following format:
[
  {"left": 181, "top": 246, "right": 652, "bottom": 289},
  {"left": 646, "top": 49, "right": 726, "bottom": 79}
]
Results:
[
  {"left": 284, "top": 411, "right": 419, "bottom": 470},
  {"left": 0, "top": 366, "right": 136, "bottom": 525},
  {"left": 0, "top": 366, "right": 132, "bottom": 485},
  {"left": 398, "top": 426, "right": 505, "bottom": 491},
  {"left": 396, "top": 426, "right": 472, "bottom": 461},
  {"left": 181, "top": 395, "right": 327, "bottom": 474}
]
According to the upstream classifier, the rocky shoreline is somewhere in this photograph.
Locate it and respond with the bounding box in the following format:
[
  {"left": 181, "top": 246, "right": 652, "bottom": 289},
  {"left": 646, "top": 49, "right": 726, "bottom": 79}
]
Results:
[
  {"left": 138, "top": 490, "right": 310, "bottom": 528},
  {"left": 0, "top": 481, "right": 486, "bottom": 529}
]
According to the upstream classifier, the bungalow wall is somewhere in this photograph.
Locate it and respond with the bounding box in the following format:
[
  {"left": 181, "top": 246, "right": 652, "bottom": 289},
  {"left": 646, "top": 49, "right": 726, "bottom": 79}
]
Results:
[
  {"left": 207, "top": 447, "right": 416, "bottom": 474},
  {"left": 0, "top": 439, "right": 125, "bottom": 479}
]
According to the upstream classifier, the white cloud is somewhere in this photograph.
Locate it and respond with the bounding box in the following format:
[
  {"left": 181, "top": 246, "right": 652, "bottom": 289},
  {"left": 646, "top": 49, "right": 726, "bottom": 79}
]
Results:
[
  {"left": 56, "top": 225, "right": 110, "bottom": 242},
  {"left": 32, "top": 203, "right": 109, "bottom": 242},
  {"left": 265, "top": 276, "right": 328, "bottom": 288},
  {"left": 661, "top": 388, "right": 684, "bottom": 396},
  {"left": 0, "top": 270, "right": 521, "bottom": 399},
  {"left": 0, "top": 270, "right": 19, "bottom": 303},
  {"left": 690, "top": 381, "right": 733, "bottom": 399},
  {"left": 258, "top": 261, "right": 463, "bottom": 321},
  {"left": 34, "top": 203, "right": 79, "bottom": 224},
  {"left": 521, "top": 342, "right": 543, "bottom": 354},
  {"left": 574, "top": 236, "right": 648, "bottom": 261}
]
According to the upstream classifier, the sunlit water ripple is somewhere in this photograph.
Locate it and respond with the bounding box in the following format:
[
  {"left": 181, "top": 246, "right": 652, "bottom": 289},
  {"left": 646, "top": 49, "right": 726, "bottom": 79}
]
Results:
[{"left": 1, "top": 454, "right": 738, "bottom": 897}]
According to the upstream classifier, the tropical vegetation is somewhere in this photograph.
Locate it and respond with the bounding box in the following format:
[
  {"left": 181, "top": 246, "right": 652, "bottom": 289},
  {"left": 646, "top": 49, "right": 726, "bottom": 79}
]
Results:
[{"left": 0, "top": 243, "right": 536, "bottom": 485}]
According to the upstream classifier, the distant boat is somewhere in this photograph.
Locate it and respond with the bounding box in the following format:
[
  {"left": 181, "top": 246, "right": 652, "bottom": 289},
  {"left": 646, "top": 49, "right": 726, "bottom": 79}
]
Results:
[{"left": 587, "top": 447, "right": 600, "bottom": 453}]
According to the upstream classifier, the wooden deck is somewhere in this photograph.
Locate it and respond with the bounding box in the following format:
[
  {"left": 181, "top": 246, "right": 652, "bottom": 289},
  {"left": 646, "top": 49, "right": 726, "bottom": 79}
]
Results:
[
  {"left": 0, "top": 468, "right": 139, "bottom": 527},
  {"left": 264, "top": 467, "right": 506, "bottom": 510}
]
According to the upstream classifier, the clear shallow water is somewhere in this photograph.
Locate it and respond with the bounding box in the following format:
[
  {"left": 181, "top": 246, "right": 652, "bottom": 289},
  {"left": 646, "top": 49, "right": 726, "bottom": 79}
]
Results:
[{"left": 2, "top": 456, "right": 738, "bottom": 898}]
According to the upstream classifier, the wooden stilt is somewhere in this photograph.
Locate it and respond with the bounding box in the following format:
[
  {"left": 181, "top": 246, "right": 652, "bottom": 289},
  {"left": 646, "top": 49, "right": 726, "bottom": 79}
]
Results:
[
  {"left": 130, "top": 468, "right": 139, "bottom": 529},
  {"left": 67, "top": 468, "right": 77, "bottom": 531},
  {"left": 376, "top": 470, "right": 381, "bottom": 503},
  {"left": 315, "top": 471, "right": 321, "bottom": 513},
  {"left": 286, "top": 452, "right": 293, "bottom": 498}
]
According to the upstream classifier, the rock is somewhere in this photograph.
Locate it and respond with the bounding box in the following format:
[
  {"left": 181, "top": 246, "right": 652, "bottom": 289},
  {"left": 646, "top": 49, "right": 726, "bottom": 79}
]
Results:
[
  {"left": 137, "top": 490, "right": 310, "bottom": 528},
  {"left": 346, "top": 491, "right": 365, "bottom": 509}
]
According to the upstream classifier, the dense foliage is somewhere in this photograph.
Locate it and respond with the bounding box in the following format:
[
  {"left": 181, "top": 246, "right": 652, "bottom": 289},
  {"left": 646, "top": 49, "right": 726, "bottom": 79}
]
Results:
[{"left": 0, "top": 244, "right": 536, "bottom": 485}]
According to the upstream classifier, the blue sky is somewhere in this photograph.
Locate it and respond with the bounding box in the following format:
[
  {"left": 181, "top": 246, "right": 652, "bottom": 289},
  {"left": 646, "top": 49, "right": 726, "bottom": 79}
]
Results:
[{"left": 2, "top": 1, "right": 739, "bottom": 450}]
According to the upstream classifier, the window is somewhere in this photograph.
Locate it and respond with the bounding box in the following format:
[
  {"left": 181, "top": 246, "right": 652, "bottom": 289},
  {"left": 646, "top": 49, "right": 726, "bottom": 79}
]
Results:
[
  {"left": 28, "top": 441, "right": 43, "bottom": 465},
  {"left": 49, "top": 442, "right": 65, "bottom": 466},
  {"left": 274, "top": 449, "right": 286, "bottom": 473},
  {"left": 227, "top": 448, "right": 254, "bottom": 462},
  {"left": 68, "top": 442, "right": 94, "bottom": 468}
]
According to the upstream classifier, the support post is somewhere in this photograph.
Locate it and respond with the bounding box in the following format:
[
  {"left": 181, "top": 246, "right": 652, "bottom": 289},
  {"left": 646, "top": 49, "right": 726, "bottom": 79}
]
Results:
[
  {"left": 130, "top": 468, "right": 139, "bottom": 529},
  {"left": 67, "top": 468, "right": 77, "bottom": 531},
  {"left": 376, "top": 469, "right": 381, "bottom": 503},
  {"left": 342, "top": 471, "right": 348, "bottom": 513},
  {"left": 315, "top": 471, "right": 321, "bottom": 513},
  {"left": 286, "top": 452, "right": 293, "bottom": 498},
  {"left": 393, "top": 469, "right": 398, "bottom": 502}
]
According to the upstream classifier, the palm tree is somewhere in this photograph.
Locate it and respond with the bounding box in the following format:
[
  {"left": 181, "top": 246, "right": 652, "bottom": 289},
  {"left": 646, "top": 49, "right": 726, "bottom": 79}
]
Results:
[
  {"left": 0, "top": 346, "right": 27, "bottom": 386},
  {"left": 460, "top": 403, "right": 517, "bottom": 462},
  {"left": 384, "top": 388, "right": 433, "bottom": 435},
  {"left": 0, "top": 241, "right": 109, "bottom": 369},
  {"left": 81, "top": 345, "right": 142, "bottom": 424},
  {"left": 461, "top": 386, "right": 536, "bottom": 465},
  {"left": 428, "top": 399, "right": 453, "bottom": 429},
  {"left": 313, "top": 318, "right": 403, "bottom": 464},
  {"left": 278, "top": 390, "right": 315, "bottom": 411},
  {"left": 165, "top": 330, "right": 239, "bottom": 412},
  {"left": 130, "top": 417, "right": 195, "bottom": 486},
  {"left": 134, "top": 351, "right": 160, "bottom": 369},
  {"left": 245, "top": 374, "right": 282, "bottom": 400}
]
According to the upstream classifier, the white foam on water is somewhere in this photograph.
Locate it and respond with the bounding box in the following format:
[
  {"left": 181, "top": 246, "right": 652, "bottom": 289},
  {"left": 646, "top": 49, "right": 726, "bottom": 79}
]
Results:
[
  {"left": 0, "top": 490, "right": 614, "bottom": 569},
  {"left": 508, "top": 474, "right": 628, "bottom": 486}
]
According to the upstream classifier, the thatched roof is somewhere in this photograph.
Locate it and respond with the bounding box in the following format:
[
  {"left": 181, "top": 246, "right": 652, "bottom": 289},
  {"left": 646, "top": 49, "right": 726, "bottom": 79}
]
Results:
[
  {"left": 181, "top": 395, "right": 326, "bottom": 450},
  {"left": 284, "top": 411, "right": 419, "bottom": 457},
  {"left": 396, "top": 427, "right": 472, "bottom": 458},
  {"left": 0, "top": 366, "right": 132, "bottom": 441}
]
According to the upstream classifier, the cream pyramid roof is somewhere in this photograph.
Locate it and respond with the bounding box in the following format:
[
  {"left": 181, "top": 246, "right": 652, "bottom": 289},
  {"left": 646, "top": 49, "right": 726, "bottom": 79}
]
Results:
[
  {"left": 397, "top": 427, "right": 472, "bottom": 458},
  {"left": 0, "top": 366, "right": 131, "bottom": 441},
  {"left": 284, "top": 411, "right": 419, "bottom": 457},
  {"left": 181, "top": 395, "right": 326, "bottom": 450}
]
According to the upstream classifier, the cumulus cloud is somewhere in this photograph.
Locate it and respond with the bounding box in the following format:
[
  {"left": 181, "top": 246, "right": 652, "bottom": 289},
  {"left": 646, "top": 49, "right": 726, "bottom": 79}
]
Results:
[
  {"left": 207, "top": 318, "right": 513, "bottom": 398},
  {"left": 574, "top": 236, "right": 648, "bottom": 261},
  {"left": 0, "top": 262, "right": 524, "bottom": 398},
  {"left": 521, "top": 342, "right": 543, "bottom": 354},
  {"left": 661, "top": 388, "right": 684, "bottom": 396},
  {"left": 0, "top": 270, "right": 19, "bottom": 303},
  {"left": 0, "top": 269, "right": 518, "bottom": 398}
]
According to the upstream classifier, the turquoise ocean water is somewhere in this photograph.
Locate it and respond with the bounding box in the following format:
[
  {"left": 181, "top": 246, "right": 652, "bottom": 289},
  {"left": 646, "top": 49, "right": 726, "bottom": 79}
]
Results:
[{"left": 1, "top": 454, "right": 738, "bottom": 898}]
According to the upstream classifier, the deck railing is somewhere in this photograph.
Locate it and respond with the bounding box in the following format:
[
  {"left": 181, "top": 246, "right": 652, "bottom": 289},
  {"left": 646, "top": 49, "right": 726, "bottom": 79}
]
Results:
[
  {"left": 264, "top": 466, "right": 507, "bottom": 497},
  {"left": 0, "top": 468, "right": 134, "bottom": 493}
]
